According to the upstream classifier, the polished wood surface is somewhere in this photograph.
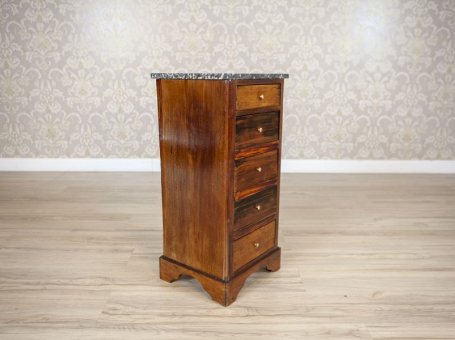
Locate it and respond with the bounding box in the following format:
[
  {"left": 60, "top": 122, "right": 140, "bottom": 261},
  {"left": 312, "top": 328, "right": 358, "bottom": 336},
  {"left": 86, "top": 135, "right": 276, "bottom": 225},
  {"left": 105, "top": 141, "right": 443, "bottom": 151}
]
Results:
[
  {"left": 232, "top": 220, "right": 276, "bottom": 272},
  {"left": 160, "top": 248, "right": 280, "bottom": 307},
  {"left": 236, "top": 84, "right": 281, "bottom": 111},
  {"left": 1, "top": 173, "right": 455, "bottom": 338},
  {"left": 158, "top": 79, "right": 230, "bottom": 280},
  {"left": 234, "top": 149, "right": 278, "bottom": 199},
  {"left": 235, "top": 111, "right": 279, "bottom": 150},
  {"left": 234, "top": 186, "right": 277, "bottom": 235},
  {"left": 157, "top": 78, "right": 283, "bottom": 305}
]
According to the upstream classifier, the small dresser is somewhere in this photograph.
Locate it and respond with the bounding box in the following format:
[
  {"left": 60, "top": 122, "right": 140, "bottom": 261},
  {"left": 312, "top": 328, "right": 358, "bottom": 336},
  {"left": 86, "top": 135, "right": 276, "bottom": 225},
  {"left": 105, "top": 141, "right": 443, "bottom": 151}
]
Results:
[{"left": 151, "top": 73, "right": 288, "bottom": 306}]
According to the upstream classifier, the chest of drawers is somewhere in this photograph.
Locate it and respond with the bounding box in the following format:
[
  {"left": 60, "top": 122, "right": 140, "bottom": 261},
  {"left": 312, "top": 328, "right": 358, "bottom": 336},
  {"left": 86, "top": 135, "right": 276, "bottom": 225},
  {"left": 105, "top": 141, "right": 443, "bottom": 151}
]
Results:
[{"left": 151, "top": 73, "right": 288, "bottom": 306}]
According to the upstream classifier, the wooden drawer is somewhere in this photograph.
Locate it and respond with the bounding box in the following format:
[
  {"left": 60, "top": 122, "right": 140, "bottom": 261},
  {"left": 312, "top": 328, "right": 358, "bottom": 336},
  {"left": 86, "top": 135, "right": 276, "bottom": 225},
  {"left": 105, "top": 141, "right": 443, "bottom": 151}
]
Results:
[
  {"left": 236, "top": 84, "right": 281, "bottom": 111},
  {"left": 235, "top": 112, "right": 279, "bottom": 150},
  {"left": 233, "top": 220, "right": 276, "bottom": 272},
  {"left": 235, "top": 150, "right": 278, "bottom": 197},
  {"left": 234, "top": 186, "right": 277, "bottom": 233}
]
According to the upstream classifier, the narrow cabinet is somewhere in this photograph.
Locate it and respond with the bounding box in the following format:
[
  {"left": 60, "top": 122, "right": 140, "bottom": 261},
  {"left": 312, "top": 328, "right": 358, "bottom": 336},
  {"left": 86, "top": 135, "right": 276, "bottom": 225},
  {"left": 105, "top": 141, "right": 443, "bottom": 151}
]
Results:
[{"left": 151, "top": 73, "right": 288, "bottom": 306}]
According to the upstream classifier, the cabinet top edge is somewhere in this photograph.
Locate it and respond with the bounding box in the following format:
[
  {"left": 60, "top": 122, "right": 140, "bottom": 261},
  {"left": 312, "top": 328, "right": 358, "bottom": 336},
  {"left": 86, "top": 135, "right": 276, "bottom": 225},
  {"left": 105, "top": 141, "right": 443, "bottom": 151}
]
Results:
[{"left": 150, "top": 73, "right": 289, "bottom": 80}]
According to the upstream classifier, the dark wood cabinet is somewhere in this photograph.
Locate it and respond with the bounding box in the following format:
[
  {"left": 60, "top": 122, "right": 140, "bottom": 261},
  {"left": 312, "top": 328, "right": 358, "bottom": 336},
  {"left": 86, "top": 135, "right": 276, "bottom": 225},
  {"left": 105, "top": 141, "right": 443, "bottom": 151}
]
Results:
[{"left": 151, "top": 73, "right": 288, "bottom": 306}]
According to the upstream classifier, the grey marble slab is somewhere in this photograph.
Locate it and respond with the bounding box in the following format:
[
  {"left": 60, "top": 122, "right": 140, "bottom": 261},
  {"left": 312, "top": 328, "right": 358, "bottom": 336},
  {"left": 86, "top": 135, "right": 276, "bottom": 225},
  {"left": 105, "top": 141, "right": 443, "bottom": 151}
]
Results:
[{"left": 150, "top": 73, "right": 289, "bottom": 80}]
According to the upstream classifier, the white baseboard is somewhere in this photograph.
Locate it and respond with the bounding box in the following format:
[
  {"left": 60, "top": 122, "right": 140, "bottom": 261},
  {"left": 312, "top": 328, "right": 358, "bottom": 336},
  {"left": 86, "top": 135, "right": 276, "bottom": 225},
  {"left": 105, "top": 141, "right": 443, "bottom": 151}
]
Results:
[
  {"left": 0, "top": 158, "right": 161, "bottom": 172},
  {"left": 281, "top": 160, "right": 455, "bottom": 174},
  {"left": 0, "top": 158, "right": 454, "bottom": 173}
]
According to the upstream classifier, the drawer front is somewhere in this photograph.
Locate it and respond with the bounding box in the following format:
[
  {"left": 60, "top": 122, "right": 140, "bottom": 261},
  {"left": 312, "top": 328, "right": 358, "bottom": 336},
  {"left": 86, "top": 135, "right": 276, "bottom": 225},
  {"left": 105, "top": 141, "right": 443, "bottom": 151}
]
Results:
[
  {"left": 235, "top": 150, "right": 278, "bottom": 196},
  {"left": 233, "top": 220, "right": 276, "bottom": 272},
  {"left": 234, "top": 186, "right": 277, "bottom": 233},
  {"left": 236, "top": 84, "right": 281, "bottom": 111},
  {"left": 235, "top": 112, "right": 279, "bottom": 150}
]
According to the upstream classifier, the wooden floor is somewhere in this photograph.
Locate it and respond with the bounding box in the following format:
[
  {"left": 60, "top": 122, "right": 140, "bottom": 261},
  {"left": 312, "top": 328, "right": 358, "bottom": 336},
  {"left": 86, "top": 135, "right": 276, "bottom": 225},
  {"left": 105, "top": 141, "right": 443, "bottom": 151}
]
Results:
[{"left": 1, "top": 173, "right": 455, "bottom": 339}]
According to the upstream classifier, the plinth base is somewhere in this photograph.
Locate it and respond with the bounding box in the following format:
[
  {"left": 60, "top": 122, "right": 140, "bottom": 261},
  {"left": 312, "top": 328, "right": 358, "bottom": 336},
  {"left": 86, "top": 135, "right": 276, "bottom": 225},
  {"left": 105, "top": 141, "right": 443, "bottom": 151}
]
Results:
[{"left": 159, "top": 247, "right": 281, "bottom": 306}]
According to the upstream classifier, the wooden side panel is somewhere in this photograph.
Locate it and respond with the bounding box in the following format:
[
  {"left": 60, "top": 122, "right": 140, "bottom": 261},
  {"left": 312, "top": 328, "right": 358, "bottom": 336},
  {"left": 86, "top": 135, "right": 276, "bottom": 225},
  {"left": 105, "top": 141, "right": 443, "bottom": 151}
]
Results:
[
  {"left": 158, "top": 79, "right": 229, "bottom": 279},
  {"left": 275, "top": 79, "right": 284, "bottom": 246}
]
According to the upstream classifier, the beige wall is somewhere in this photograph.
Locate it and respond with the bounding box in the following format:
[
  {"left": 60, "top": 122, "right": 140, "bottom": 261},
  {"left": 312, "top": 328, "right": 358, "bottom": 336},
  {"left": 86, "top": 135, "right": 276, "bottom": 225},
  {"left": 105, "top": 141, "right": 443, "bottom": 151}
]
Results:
[{"left": 1, "top": 0, "right": 454, "bottom": 159}]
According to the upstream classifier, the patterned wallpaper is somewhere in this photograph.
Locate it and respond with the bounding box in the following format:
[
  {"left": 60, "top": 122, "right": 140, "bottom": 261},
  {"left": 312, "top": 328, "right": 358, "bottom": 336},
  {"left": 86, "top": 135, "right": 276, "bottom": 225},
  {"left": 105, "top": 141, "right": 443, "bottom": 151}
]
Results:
[{"left": 1, "top": 0, "right": 454, "bottom": 159}]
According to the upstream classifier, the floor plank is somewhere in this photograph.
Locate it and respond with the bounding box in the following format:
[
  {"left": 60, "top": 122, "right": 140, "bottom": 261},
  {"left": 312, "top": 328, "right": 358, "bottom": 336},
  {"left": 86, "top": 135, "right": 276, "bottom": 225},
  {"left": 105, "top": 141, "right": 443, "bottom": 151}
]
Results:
[{"left": 1, "top": 173, "right": 455, "bottom": 339}]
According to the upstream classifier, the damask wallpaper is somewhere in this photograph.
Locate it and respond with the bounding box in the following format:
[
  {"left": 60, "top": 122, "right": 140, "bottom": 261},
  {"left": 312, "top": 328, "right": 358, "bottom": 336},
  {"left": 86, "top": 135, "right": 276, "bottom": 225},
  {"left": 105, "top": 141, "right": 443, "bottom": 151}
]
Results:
[{"left": 1, "top": 0, "right": 454, "bottom": 159}]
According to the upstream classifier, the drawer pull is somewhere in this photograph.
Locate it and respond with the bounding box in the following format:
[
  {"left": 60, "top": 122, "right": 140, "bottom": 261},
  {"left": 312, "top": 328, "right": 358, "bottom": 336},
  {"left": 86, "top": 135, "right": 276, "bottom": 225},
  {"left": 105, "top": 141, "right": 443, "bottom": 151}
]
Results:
[
  {"left": 258, "top": 94, "right": 265, "bottom": 100},
  {"left": 254, "top": 242, "right": 260, "bottom": 248},
  {"left": 255, "top": 204, "right": 261, "bottom": 211},
  {"left": 256, "top": 167, "right": 262, "bottom": 172},
  {"left": 257, "top": 127, "right": 263, "bottom": 133}
]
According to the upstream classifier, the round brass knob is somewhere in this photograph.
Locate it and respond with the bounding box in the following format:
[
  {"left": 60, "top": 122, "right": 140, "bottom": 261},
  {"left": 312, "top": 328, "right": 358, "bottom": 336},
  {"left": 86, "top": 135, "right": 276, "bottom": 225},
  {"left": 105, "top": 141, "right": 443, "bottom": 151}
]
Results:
[
  {"left": 257, "top": 127, "right": 263, "bottom": 133},
  {"left": 254, "top": 242, "right": 260, "bottom": 248},
  {"left": 256, "top": 167, "right": 262, "bottom": 172},
  {"left": 255, "top": 204, "right": 261, "bottom": 211},
  {"left": 258, "top": 94, "right": 265, "bottom": 100}
]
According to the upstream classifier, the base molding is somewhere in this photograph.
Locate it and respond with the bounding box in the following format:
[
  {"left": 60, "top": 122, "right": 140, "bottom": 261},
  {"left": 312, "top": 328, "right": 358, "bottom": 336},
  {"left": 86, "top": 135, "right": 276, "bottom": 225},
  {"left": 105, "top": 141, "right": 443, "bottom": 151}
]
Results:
[
  {"left": 1, "top": 158, "right": 454, "bottom": 173},
  {"left": 159, "top": 248, "right": 281, "bottom": 306}
]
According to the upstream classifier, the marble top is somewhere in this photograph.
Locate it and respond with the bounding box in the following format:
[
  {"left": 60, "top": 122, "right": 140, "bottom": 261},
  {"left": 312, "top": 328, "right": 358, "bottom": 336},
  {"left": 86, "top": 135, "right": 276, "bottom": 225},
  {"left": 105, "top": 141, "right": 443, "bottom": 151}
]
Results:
[{"left": 150, "top": 73, "right": 289, "bottom": 80}]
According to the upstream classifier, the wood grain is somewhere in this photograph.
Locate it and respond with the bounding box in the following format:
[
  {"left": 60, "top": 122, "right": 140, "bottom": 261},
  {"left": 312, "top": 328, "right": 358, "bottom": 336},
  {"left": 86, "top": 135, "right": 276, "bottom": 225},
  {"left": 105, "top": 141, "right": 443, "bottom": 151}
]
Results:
[
  {"left": 235, "top": 111, "right": 279, "bottom": 150},
  {"left": 157, "top": 78, "right": 283, "bottom": 305},
  {"left": 232, "top": 220, "right": 276, "bottom": 272},
  {"left": 236, "top": 84, "right": 281, "bottom": 111},
  {"left": 234, "top": 186, "right": 277, "bottom": 235},
  {"left": 158, "top": 79, "right": 229, "bottom": 280},
  {"left": 234, "top": 149, "right": 278, "bottom": 199},
  {"left": 160, "top": 249, "right": 280, "bottom": 307},
  {"left": 1, "top": 172, "right": 455, "bottom": 339}
]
